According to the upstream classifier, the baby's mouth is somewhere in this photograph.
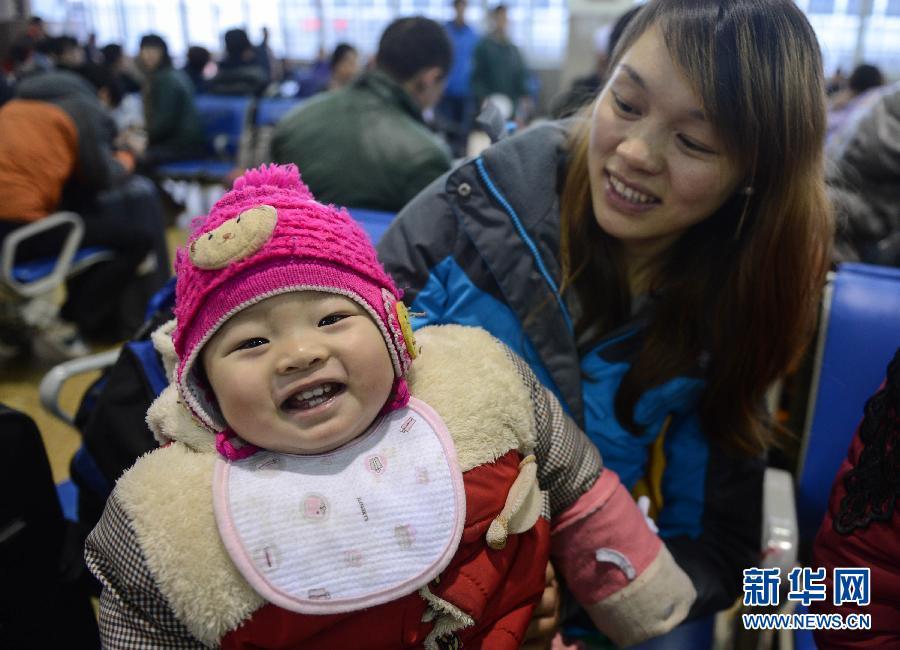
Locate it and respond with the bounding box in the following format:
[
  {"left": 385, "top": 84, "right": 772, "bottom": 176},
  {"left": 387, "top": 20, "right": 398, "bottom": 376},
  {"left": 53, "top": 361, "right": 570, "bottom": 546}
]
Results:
[{"left": 281, "top": 382, "right": 345, "bottom": 412}]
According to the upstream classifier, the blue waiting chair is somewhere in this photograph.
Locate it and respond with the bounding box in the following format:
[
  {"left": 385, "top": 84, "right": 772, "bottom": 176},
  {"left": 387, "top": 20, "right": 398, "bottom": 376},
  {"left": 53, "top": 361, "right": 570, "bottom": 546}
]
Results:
[
  {"left": 785, "top": 263, "right": 900, "bottom": 650},
  {"left": 254, "top": 96, "right": 304, "bottom": 127},
  {"left": 347, "top": 207, "right": 397, "bottom": 244},
  {"left": 796, "top": 263, "right": 900, "bottom": 543},
  {"left": 1, "top": 212, "right": 113, "bottom": 300},
  {"left": 156, "top": 94, "right": 254, "bottom": 183},
  {"left": 1, "top": 213, "right": 114, "bottom": 358},
  {"left": 236, "top": 96, "right": 306, "bottom": 170}
]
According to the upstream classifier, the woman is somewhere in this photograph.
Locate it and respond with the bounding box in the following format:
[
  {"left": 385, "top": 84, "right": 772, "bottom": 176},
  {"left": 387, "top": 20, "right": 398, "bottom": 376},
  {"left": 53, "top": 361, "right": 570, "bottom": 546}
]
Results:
[
  {"left": 137, "top": 33, "right": 205, "bottom": 168},
  {"left": 327, "top": 43, "right": 359, "bottom": 91},
  {"left": 378, "top": 0, "right": 833, "bottom": 628}
]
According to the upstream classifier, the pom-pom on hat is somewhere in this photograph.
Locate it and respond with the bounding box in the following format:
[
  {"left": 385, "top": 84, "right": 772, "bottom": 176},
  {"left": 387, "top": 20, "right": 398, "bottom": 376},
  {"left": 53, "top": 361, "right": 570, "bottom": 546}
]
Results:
[{"left": 173, "top": 164, "right": 415, "bottom": 459}]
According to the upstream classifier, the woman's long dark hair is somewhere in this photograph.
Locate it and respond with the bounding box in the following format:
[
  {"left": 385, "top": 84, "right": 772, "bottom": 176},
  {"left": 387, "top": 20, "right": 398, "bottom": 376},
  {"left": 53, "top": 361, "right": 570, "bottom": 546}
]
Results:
[{"left": 559, "top": 0, "right": 834, "bottom": 454}]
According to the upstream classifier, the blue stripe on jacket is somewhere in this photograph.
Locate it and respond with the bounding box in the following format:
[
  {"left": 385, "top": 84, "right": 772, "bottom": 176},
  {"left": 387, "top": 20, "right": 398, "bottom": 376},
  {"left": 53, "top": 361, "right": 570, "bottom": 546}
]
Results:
[{"left": 409, "top": 256, "right": 710, "bottom": 539}]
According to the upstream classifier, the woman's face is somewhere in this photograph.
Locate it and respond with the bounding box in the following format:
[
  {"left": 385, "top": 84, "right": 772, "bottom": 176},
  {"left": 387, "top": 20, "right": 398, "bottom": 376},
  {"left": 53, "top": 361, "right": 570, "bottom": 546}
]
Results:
[
  {"left": 139, "top": 45, "right": 163, "bottom": 71},
  {"left": 333, "top": 51, "right": 359, "bottom": 86},
  {"left": 588, "top": 25, "right": 742, "bottom": 262}
]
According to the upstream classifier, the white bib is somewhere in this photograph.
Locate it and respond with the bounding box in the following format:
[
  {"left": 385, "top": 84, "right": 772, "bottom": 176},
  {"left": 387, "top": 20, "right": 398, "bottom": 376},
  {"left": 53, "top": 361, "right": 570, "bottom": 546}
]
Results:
[{"left": 212, "top": 397, "right": 466, "bottom": 615}]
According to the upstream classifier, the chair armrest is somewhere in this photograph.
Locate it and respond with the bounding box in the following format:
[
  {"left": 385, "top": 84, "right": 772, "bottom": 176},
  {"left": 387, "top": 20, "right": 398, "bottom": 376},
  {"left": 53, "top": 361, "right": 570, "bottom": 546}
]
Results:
[
  {"left": 760, "top": 467, "right": 798, "bottom": 574},
  {"left": 38, "top": 348, "right": 122, "bottom": 426},
  {"left": 1, "top": 212, "right": 84, "bottom": 298}
]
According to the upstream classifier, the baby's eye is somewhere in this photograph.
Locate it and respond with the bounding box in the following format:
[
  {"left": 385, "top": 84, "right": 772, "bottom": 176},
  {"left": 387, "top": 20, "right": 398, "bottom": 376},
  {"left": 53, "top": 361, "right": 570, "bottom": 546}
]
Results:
[
  {"left": 236, "top": 337, "right": 268, "bottom": 350},
  {"left": 319, "top": 313, "right": 348, "bottom": 327}
]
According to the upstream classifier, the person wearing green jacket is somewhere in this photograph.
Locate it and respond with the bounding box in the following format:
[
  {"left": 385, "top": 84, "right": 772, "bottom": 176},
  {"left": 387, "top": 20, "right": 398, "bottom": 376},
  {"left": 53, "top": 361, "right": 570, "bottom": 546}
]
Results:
[
  {"left": 270, "top": 17, "right": 452, "bottom": 212},
  {"left": 138, "top": 34, "right": 205, "bottom": 168},
  {"left": 471, "top": 5, "right": 530, "bottom": 116}
]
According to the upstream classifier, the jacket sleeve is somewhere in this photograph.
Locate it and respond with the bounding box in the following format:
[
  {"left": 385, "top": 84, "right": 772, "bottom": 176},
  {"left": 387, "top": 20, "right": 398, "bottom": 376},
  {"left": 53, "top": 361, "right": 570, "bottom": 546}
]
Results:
[
  {"left": 665, "top": 444, "right": 765, "bottom": 618},
  {"left": 504, "top": 347, "right": 697, "bottom": 647},
  {"left": 377, "top": 172, "right": 459, "bottom": 312},
  {"left": 85, "top": 492, "right": 207, "bottom": 649}
]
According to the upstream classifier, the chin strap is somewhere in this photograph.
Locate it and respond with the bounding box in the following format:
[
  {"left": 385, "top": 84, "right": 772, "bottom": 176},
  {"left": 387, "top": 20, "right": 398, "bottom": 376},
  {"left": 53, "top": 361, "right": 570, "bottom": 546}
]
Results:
[{"left": 215, "top": 429, "right": 260, "bottom": 461}]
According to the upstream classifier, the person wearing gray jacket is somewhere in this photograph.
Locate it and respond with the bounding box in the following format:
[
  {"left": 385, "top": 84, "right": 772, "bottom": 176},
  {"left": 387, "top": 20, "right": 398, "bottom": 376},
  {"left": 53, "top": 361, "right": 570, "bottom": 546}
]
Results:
[{"left": 828, "top": 83, "right": 900, "bottom": 266}]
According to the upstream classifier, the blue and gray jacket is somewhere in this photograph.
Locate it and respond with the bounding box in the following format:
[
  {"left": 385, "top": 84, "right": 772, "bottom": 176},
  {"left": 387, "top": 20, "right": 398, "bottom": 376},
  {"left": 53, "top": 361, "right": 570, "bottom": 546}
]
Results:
[{"left": 377, "top": 120, "right": 765, "bottom": 618}]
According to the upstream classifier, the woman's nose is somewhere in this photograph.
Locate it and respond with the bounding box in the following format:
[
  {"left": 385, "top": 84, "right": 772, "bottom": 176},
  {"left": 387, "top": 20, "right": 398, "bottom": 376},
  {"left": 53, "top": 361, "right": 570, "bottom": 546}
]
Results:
[
  {"left": 616, "top": 127, "right": 664, "bottom": 175},
  {"left": 276, "top": 335, "right": 328, "bottom": 374}
]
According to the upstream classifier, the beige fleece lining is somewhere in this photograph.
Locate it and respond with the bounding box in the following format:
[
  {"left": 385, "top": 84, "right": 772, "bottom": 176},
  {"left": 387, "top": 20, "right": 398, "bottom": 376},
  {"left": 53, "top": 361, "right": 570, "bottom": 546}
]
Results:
[
  {"left": 408, "top": 325, "right": 536, "bottom": 471},
  {"left": 583, "top": 544, "right": 696, "bottom": 647},
  {"left": 115, "top": 443, "right": 264, "bottom": 645},
  {"left": 123, "top": 324, "right": 538, "bottom": 643}
]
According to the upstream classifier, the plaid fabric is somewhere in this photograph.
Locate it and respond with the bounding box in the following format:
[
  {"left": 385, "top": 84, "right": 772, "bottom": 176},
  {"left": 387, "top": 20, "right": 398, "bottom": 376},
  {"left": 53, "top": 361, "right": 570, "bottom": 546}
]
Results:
[
  {"left": 502, "top": 345, "right": 602, "bottom": 518},
  {"left": 85, "top": 494, "right": 208, "bottom": 649}
]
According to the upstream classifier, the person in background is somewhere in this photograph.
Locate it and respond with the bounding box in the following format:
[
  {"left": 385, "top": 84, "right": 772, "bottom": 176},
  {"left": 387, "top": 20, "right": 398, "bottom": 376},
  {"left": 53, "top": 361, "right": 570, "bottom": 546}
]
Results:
[
  {"left": 207, "top": 28, "right": 269, "bottom": 96},
  {"left": 100, "top": 44, "right": 141, "bottom": 94},
  {"left": 25, "top": 16, "right": 49, "bottom": 45},
  {"left": 438, "top": 0, "right": 480, "bottom": 158},
  {"left": 377, "top": 0, "right": 833, "bottom": 638},
  {"left": 47, "top": 35, "right": 86, "bottom": 71},
  {"left": 811, "top": 347, "right": 900, "bottom": 649},
  {"left": 828, "top": 82, "right": 900, "bottom": 267},
  {"left": 327, "top": 43, "right": 359, "bottom": 91},
  {"left": 271, "top": 17, "right": 452, "bottom": 212},
  {"left": 0, "top": 63, "right": 170, "bottom": 347},
  {"left": 551, "top": 5, "right": 642, "bottom": 119},
  {"left": 84, "top": 33, "right": 101, "bottom": 64},
  {"left": 471, "top": 4, "right": 531, "bottom": 124},
  {"left": 137, "top": 33, "right": 205, "bottom": 169},
  {"left": 826, "top": 63, "right": 884, "bottom": 143},
  {"left": 182, "top": 45, "right": 211, "bottom": 94}
]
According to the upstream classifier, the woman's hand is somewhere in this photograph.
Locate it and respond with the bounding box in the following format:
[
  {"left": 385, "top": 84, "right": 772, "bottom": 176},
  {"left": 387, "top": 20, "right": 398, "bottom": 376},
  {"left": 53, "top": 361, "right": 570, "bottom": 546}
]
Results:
[{"left": 522, "top": 561, "right": 561, "bottom": 649}]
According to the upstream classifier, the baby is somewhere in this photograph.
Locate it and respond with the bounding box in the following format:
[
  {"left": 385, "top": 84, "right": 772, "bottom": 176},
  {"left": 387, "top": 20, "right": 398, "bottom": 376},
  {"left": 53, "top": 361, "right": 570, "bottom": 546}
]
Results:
[{"left": 86, "top": 164, "right": 695, "bottom": 649}]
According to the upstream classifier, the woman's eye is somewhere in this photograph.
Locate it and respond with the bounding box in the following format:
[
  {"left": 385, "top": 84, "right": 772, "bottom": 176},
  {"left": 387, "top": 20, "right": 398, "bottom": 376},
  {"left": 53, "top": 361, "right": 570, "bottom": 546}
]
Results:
[
  {"left": 612, "top": 93, "right": 639, "bottom": 116},
  {"left": 678, "top": 134, "right": 716, "bottom": 154},
  {"left": 319, "top": 313, "right": 348, "bottom": 327},
  {"left": 236, "top": 337, "right": 268, "bottom": 350}
]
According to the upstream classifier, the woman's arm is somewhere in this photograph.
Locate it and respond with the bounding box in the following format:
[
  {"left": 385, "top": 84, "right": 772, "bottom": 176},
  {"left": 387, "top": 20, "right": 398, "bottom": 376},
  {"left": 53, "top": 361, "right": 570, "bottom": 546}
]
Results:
[
  {"left": 663, "top": 443, "right": 765, "bottom": 618},
  {"left": 504, "top": 347, "right": 696, "bottom": 647}
]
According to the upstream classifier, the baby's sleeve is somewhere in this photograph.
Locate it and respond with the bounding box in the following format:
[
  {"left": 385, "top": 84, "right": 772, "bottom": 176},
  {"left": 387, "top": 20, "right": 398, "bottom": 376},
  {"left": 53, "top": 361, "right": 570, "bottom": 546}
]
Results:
[
  {"left": 503, "top": 347, "right": 697, "bottom": 647},
  {"left": 85, "top": 492, "right": 207, "bottom": 649}
]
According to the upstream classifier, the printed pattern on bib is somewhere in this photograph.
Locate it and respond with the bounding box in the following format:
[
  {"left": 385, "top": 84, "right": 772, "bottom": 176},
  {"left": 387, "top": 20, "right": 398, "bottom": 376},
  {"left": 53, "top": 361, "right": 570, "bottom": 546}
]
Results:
[{"left": 213, "top": 398, "right": 466, "bottom": 615}]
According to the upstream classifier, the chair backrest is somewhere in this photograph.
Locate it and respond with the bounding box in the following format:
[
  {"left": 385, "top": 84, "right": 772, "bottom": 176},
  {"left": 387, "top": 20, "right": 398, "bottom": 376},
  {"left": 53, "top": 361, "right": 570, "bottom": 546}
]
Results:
[
  {"left": 796, "top": 262, "right": 900, "bottom": 540},
  {"left": 236, "top": 97, "right": 305, "bottom": 169},
  {"left": 194, "top": 94, "right": 254, "bottom": 159},
  {"left": 347, "top": 207, "right": 397, "bottom": 245},
  {"left": 255, "top": 97, "right": 304, "bottom": 127}
]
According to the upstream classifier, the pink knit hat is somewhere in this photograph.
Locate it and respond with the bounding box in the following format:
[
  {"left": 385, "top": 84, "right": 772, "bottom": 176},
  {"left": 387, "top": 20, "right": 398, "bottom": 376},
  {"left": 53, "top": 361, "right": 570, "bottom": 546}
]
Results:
[{"left": 173, "top": 164, "right": 416, "bottom": 459}]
